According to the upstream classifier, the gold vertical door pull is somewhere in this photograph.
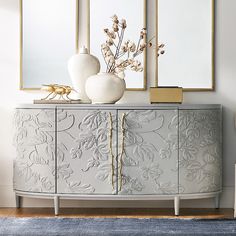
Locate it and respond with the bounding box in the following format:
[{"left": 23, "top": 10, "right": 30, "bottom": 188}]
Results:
[
  {"left": 108, "top": 112, "right": 115, "bottom": 190},
  {"left": 119, "top": 113, "right": 126, "bottom": 191}
]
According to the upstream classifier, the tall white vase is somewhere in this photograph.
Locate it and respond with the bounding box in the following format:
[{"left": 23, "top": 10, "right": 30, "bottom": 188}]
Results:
[{"left": 68, "top": 46, "right": 100, "bottom": 102}]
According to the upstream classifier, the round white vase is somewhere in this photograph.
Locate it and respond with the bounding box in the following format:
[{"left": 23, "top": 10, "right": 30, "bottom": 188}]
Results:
[
  {"left": 68, "top": 46, "right": 100, "bottom": 102},
  {"left": 85, "top": 73, "right": 126, "bottom": 104}
]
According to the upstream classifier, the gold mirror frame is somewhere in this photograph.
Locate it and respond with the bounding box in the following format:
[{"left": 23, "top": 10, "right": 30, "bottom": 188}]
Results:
[
  {"left": 19, "top": 0, "right": 79, "bottom": 91},
  {"left": 88, "top": 0, "right": 147, "bottom": 91},
  {"left": 155, "top": 0, "right": 215, "bottom": 92}
]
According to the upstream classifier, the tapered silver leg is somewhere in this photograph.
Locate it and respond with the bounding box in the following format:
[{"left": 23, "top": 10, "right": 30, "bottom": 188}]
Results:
[
  {"left": 54, "top": 196, "right": 60, "bottom": 216},
  {"left": 174, "top": 196, "right": 180, "bottom": 216},
  {"left": 215, "top": 194, "right": 220, "bottom": 209},
  {"left": 16, "top": 195, "right": 21, "bottom": 208}
]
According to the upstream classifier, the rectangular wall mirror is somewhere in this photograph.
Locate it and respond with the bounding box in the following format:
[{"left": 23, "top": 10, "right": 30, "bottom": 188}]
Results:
[
  {"left": 89, "top": 0, "right": 147, "bottom": 91},
  {"left": 20, "top": 0, "right": 78, "bottom": 90},
  {"left": 156, "top": 0, "right": 214, "bottom": 91}
]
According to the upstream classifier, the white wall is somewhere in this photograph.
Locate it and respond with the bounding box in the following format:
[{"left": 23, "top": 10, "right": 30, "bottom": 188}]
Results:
[{"left": 0, "top": 0, "right": 236, "bottom": 208}]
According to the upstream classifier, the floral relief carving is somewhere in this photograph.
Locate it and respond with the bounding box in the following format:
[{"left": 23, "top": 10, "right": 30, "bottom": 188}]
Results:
[
  {"left": 133, "top": 142, "right": 157, "bottom": 162},
  {"left": 81, "top": 111, "right": 110, "bottom": 130},
  {"left": 122, "top": 152, "right": 138, "bottom": 167},
  {"left": 155, "top": 182, "right": 179, "bottom": 194},
  {"left": 72, "top": 111, "right": 112, "bottom": 177},
  {"left": 122, "top": 111, "right": 167, "bottom": 160},
  {"left": 57, "top": 163, "right": 73, "bottom": 180},
  {"left": 14, "top": 108, "right": 221, "bottom": 196},
  {"left": 155, "top": 182, "right": 185, "bottom": 194},
  {"left": 141, "top": 164, "right": 163, "bottom": 181},
  {"left": 178, "top": 110, "right": 221, "bottom": 193},
  {"left": 13, "top": 109, "right": 55, "bottom": 193},
  {"left": 95, "top": 163, "right": 112, "bottom": 183},
  {"left": 64, "top": 180, "right": 95, "bottom": 193},
  {"left": 121, "top": 175, "right": 144, "bottom": 194},
  {"left": 16, "top": 160, "right": 33, "bottom": 182},
  {"left": 120, "top": 110, "right": 178, "bottom": 194},
  {"left": 57, "top": 110, "right": 116, "bottom": 193},
  {"left": 126, "top": 110, "right": 158, "bottom": 125},
  {"left": 56, "top": 143, "right": 95, "bottom": 194}
]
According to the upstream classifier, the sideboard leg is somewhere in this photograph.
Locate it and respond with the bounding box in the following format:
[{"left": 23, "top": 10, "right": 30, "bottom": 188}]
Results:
[
  {"left": 54, "top": 196, "right": 60, "bottom": 216},
  {"left": 174, "top": 196, "right": 180, "bottom": 216},
  {"left": 235, "top": 187, "right": 236, "bottom": 217},
  {"left": 234, "top": 164, "right": 236, "bottom": 218},
  {"left": 15, "top": 194, "right": 21, "bottom": 208},
  {"left": 215, "top": 194, "right": 220, "bottom": 209},
  {"left": 234, "top": 202, "right": 236, "bottom": 218}
]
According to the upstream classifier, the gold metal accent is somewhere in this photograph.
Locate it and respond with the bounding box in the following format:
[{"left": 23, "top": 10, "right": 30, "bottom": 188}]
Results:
[
  {"left": 108, "top": 112, "right": 115, "bottom": 190},
  {"left": 88, "top": 0, "right": 147, "bottom": 91},
  {"left": 40, "top": 84, "right": 77, "bottom": 101},
  {"left": 149, "top": 87, "right": 183, "bottom": 103},
  {"left": 155, "top": 0, "right": 215, "bottom": 92},
  {"left": 119, "top": 113, "right": 126, "bottom": 192},
  {"left": 19, "top": 0, "right": 79, "bottom": 90}
]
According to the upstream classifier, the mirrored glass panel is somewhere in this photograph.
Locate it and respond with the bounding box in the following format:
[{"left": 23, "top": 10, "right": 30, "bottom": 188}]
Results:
[
  {"left": 157, "top": 0, "right": 214, "bottom": 91},
  {"left": 20, "top": 0, "right": 78, "bottom": 90}
]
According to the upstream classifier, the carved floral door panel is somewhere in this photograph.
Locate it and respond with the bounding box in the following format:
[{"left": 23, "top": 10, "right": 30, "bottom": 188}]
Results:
[
  {"left": 13, "top": 109, "right": 56, "bottom": 193},
  {"left": 178, "top": 109, "right": 222, "bottom": 194},
  {"left": 117, "top": 109, "right": 178, "bottom": 195},
  {"left": 57, "top": 109, "right": 117, "bottom": 194}
]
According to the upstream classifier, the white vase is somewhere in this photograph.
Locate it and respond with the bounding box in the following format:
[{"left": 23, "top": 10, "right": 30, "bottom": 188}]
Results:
[
  {"left": 85, "top": 73, "right": 126, "bottom": 104},
  {"left": 68, "top": 46, "right": 100, "bottom": 102}
]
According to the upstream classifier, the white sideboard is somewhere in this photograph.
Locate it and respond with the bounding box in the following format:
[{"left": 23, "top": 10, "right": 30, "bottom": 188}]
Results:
[{"left": 13, "top": 104, "right": 222, "bottom": 215}]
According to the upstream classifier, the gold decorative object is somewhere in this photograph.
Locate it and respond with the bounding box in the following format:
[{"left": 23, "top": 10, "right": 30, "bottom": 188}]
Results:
[
  {"left": 119, "top": 113, "right": 126, "bottom": 191},
  {"left": 149, "top": 87, "right": 183, "bottom": 104},
  {"left": 40, "top": 84, "right": 77, "bottom": 101},
  {"left": 108, "top": 112, "right": 115, "bottom": 190}
]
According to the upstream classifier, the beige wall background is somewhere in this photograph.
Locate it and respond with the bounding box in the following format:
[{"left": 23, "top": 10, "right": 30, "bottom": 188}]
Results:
[{"left": 0, "top": 0, "right": 235, "bottom": 208}]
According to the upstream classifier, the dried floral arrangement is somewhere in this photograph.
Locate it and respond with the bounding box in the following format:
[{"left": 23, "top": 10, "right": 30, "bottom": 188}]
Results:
[{"left": 101, "top": 15, "right": 154, "bottom": 79}]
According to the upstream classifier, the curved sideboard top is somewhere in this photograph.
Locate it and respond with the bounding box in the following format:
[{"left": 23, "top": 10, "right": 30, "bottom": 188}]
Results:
[{"left": 16, "top": 103, "right": 222, "bottom": 110}]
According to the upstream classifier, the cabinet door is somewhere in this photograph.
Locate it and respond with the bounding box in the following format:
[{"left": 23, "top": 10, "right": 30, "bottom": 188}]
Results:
[
  {"left": 13, "top": 109, "right": 56, "bottom": 193},
  {"left": 57, "top": 109, "right": 117, "bottom": 194},
  {"left": 118, "top": 109, "right": 178, "bottom": 195},
  {"left": 179, "top": 109, "right": 222, "bottom": 194}
]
